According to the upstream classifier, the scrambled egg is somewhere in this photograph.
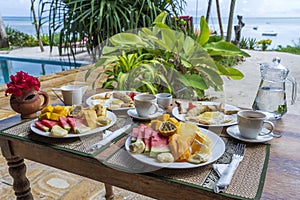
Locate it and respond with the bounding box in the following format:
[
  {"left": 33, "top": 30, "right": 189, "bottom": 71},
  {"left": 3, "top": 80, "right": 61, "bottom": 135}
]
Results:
[{"left": 198, "top": 111, "right": 233, "bottom": 125}]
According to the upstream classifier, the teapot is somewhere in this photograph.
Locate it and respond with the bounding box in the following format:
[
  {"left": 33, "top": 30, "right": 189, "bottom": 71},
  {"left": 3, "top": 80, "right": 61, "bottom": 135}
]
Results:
[
  {"left": 52, "top": 85, "right": 88, "bottom": 106},
  {"left": 252, "top": 57, "right": 297, "bottom": 119}
]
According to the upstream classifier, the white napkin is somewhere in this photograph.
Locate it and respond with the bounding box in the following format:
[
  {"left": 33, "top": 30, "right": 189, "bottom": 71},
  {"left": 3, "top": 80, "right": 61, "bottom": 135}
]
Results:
[{"left": 213, "top": 158, "right": 241, "bottom": 193}]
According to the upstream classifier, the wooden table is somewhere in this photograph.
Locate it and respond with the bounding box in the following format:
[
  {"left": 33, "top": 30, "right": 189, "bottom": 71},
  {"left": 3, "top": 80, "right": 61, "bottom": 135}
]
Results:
[{"left": 0, "top": 110, "right": 299, "bottom": 199}]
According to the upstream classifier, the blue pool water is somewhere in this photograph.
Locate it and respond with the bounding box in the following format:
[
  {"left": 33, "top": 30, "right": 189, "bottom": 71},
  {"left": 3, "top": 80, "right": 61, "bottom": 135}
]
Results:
[{"left": 0, "top": 55, "right": 91, "bottom": 85}]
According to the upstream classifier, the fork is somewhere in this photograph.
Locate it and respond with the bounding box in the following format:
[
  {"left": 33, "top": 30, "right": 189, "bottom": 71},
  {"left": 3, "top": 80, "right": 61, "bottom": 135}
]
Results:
[{"left": 214, "top": 143, "right": 246, "bottom": 193}]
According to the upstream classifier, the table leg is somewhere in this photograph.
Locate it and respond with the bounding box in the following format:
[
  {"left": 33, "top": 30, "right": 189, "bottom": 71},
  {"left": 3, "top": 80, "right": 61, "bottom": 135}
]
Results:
[
  {"left": 7, "top": 156, "right": 33, "bottom": 200},
  {"left": 104, "top": 184, "right": 114, "bottom": 200},
  {"left": 0, "top": 140, "right": 33, "bottom": 200}
]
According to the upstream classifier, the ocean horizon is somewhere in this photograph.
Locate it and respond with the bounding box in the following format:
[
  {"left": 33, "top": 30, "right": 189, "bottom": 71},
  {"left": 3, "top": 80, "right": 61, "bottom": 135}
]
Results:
[{"left": 2, "top": 16, "right": 300, "bottom": 49}]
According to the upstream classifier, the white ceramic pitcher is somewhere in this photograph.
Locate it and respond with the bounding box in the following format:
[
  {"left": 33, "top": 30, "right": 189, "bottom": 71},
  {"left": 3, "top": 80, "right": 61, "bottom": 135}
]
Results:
[{"left": 52, "top": 85, "right": 88, "bottom": 106}]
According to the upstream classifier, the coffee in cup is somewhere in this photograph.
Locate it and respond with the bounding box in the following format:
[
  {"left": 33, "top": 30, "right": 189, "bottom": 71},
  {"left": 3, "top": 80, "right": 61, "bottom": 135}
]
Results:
[
  {"left": 237, "top": 110, "right": 274, "bottom": 139},
  {"left": 156, "top": 93, "right": 172, "bottom": 109},
  {"left": 134, "top": 94, "right": 158, "bottom": 117}
]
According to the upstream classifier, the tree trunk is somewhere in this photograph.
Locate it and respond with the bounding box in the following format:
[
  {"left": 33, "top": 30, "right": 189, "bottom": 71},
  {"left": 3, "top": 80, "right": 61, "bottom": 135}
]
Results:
[
  {"left": 31, "top": 0, "right": 44, "bottom": 52},
  {"left": 0, "top": 15, "right": 9, "bottom": 48},
  {"left": 226, "top": 0, "right": 236, "bottom": 42},
  {"left": 216, "top": 0, "right": 224, "bottom": 39},
  {"left": 206, "top": 0, "right": 213, "bottom": 23}
]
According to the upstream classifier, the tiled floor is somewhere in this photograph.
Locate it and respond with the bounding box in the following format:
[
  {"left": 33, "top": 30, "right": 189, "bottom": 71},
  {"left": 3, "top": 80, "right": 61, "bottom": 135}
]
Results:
[{"left": 0, "top": 67, "right": 153, "bottom": 199}]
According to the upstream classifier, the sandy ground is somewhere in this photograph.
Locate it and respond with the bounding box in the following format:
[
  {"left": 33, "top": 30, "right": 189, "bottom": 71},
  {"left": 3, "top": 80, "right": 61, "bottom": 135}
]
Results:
[{"left": 2, "top": 47, "right": 300, "bottom": 115}]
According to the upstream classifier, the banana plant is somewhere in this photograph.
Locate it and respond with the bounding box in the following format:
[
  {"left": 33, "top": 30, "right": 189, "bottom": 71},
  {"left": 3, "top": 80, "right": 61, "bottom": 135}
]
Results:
[{"left": 86, "top": 12, "right": 250, "bottom": 99}]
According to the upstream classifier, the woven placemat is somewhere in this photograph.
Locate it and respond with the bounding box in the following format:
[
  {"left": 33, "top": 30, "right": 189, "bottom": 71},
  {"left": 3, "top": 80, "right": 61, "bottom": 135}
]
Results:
[
  {"left": 103, "top": 138, "right": 269, "bottom": 200},
  {"left": 0, "top": 117, "right": 132, "bottom": 156}
]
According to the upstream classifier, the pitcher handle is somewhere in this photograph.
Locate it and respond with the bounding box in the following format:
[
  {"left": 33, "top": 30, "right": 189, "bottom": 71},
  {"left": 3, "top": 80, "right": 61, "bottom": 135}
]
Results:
[
  {"left": 38, "top": 91, "right": 49, "bottom": 110},
  {"left": 288, "top": 77, "right": 297, "bottom": 105}
]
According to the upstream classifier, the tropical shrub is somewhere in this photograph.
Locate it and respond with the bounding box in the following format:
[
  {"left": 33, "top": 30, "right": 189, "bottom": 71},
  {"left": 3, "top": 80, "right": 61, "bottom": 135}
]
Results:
[
  {"left": 5, "top": 27, "right": 38, "bottom": 47},
  {"left": 276, "top": 38, "right": 300, "bottom": 55},
  {"left": 257, "top": 39, "right": 272, "bottom": 51},
  {"left": 36, "top": 0, "right": 186, "bottom": 60},
  {"left": 85, "top": 12, "right": 250, "bottom": 99},
  {"left": 240, "top": 37, "right": 257, "bottom": 50}
]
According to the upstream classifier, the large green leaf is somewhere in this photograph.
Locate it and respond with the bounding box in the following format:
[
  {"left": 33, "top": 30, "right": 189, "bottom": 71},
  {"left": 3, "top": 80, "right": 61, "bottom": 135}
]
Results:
[
  {"left": 109, "top": 33, "right": 145, "bottom": 46},
  {"left": 184, "top": 74, "right": 209, "bottom": 90},
  {"left": 205, "top": 40, "right": 250, "bottom": 57},
  {"left": 197, "top": 16, "right": 210, "bottom": 45},
  {"left": 153, "top": 11, "right": 167, "bottom": 24}
]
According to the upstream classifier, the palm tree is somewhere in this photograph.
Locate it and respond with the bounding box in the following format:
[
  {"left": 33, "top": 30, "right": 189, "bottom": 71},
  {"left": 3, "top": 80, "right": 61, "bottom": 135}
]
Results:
[{"left": 35, "top": 0, "right": 186, "bottom": 60}]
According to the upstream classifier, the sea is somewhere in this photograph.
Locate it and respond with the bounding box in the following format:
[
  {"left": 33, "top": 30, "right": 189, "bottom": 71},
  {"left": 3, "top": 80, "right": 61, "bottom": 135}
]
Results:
[{"left": 2, "top": 16, "right": 300, "bottom": 50}]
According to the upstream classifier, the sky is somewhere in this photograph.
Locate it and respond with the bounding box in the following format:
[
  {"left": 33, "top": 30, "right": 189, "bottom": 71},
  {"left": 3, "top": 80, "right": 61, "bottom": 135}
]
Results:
[{"left": 0, "top": 0, "right": 300, "bottom": 18}]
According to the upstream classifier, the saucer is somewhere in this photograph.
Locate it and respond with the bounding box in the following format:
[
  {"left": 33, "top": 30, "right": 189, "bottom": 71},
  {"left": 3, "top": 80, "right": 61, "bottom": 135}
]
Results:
[
  {"left": 226, "top": 125, "right": 273, "bottom": 143},
  {"left": 127, "top": 108, "right": 165, "bottom": 120}
]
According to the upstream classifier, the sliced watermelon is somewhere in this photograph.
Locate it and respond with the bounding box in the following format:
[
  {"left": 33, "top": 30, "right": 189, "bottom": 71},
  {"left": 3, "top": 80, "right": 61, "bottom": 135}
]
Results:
[
  {"left": 149, "top": 131, "right": 170, "bottom": 157},
  {"left": 131, "top": 127, "right": 140, "bottom": 142},
  {"left": 137, "top": 125, "right": 146, "bottom": 141},
  {"left": 143, "top": 127, "right": 153, "bottom": 153},
  {"left": 67, "top": 117, "right": 85, "bottom": 133},
  {"left": 35, "top": 121, "right": 50, "bottom": 132},
  {"left": 59, "top": 116, "right": 71, "bottom": 132},
  {"left": 40, "top": 119, "right": 59, "bottom": 129}
]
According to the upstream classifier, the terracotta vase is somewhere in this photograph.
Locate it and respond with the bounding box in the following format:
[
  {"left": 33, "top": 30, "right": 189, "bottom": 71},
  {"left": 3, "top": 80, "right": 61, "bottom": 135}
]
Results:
[{"left": 10, "top": 89, "right": 49, "bottom": 119}]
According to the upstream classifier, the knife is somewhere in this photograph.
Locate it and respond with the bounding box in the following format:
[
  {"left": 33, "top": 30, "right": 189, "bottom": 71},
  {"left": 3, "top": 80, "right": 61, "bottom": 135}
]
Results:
[{"left": 88, "top": 123, "right": 132, "bottom": 152}]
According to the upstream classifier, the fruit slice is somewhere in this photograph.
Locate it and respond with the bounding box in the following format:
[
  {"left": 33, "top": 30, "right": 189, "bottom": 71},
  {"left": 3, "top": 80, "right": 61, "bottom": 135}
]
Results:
[
  {"left": 34, "top": 121, "right": 50, "bottom": 132},
  {"left": 143, "top": 127, "right": 153, "bottom": 153},
  {"left": 149, "top": 131, "right": 170, "bottom": 157},
  {"left": 59, "top": 116, "right": 71, "bottom": 132},
  {"left": 159, "top": 121, "right": 177, "bottom": 137},
  {"left": 38, "top": 112, "right": 51, "bottom": 120},
  {"left": 75, "top": 124, "right": 91, "bottom": 134},
  {"left": 129, "top": 140, "right": 145, "bottom": 153},
  {"left": 40, "top": 119, "right": 59, "bottom": 129},
  {"left": 131, "top": 127, "right": 140, "bottom": 142},
  {"left": 67, "top": 117, "right": 85, "bottom": 133},
  {"left": 50, "top": 125, "right": 68, "bottom": 137}
]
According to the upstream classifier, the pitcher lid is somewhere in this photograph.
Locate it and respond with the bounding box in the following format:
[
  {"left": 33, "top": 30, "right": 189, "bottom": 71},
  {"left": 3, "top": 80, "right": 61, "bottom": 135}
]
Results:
[{"left": 271, "top": 57, "right": 289, "bottom": 72}]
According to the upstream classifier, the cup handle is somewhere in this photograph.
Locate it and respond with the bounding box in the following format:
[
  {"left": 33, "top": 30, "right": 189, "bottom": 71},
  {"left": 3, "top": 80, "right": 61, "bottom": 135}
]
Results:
[
  {"left": 262, "top": 120, "right": 275, "bottom": 135},
  {"left": 38, "top": 91, "right": 49, "bottom": 110},
  {"left": 149, "top": 103, "right": 159, "bottom": 115},
  {"left": 52, "top": 88, "right": 65, "bottom": 104}
]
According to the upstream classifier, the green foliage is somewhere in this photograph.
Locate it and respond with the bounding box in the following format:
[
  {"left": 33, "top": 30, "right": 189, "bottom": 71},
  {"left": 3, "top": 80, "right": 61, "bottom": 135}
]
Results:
[
  {"left": 86, "top": 12, "right": 249, "bottom": 99},
  {"left": 5, "top": 27, "right": 37, "bottom": 47},
  {"left": 238, "top": 37, "right": 257, "bottom": 50},
  {"left": 36, "top": 0, "right": 186, "bottom": 59},
  {"left": 276, "top": 38, "right": 300, "bottom": 55},
  {"left": 256, "top": 39, "right": 272, "bottom": 51}
]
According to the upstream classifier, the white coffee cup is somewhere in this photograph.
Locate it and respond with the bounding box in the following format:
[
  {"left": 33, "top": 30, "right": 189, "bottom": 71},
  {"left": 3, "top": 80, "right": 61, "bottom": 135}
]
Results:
[
  {"left": 156, "top": 93, "right": 172, "bottom": 109},
  {"left": 52, "top": 85, "right": 88, "bottom": 106},
  {"left": 134, "top": 94, "right": 159, "bottom": 117},
  {"left": 237, "top": 110, "right": 274, "bottom": 139}
]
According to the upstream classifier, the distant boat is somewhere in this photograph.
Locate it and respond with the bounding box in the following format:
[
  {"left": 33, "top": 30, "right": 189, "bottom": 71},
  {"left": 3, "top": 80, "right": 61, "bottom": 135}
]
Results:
[
  {"left": 262, "top": 31, "right": 277, "bottom": 36},
  {"left": 253, "top": 26, "right": 258, "bottom": 30}
]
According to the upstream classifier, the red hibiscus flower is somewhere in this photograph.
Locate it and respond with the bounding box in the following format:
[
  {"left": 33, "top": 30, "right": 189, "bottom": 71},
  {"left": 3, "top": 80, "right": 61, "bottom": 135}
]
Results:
[{"left": 5, "top": 71, "right": 41, "bottom": 97}]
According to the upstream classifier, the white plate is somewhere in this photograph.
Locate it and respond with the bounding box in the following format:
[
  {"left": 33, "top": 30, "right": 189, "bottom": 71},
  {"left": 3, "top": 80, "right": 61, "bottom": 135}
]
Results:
[
  {"left": 86, "top": 91, "right": 136, "bottom": 110},
  {"left": 30, "top": 111, "right": 117, "bottom": 138},
  {"left": 127, "top": 108, "right": 165, "bottom": 121},
  {"left": 226, "top": 125, "right": 273, "bottom": 143},
  {"left": 125, "top": 128, "right": 225, "bottom": 169},
  {"left": 172, "top": 101, "right": 239, "bottom": 127}
]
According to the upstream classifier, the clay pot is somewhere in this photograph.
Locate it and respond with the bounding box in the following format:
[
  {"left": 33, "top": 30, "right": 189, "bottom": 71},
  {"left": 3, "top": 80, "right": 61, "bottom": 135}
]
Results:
[{"left": 10, "top": 89, "right": 49, "bottom": 119}]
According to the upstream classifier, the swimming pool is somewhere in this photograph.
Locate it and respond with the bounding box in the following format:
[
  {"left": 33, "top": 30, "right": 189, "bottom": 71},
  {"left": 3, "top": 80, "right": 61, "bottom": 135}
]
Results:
[{"left": 0, "top": 55, "right": 91, "bottom": 85}]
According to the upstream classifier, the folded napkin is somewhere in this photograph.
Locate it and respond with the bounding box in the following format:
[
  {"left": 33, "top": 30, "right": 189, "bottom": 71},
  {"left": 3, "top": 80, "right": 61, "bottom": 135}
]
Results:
[{"left": 213, "top": 158, "right": 241, "bottom": 193}]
